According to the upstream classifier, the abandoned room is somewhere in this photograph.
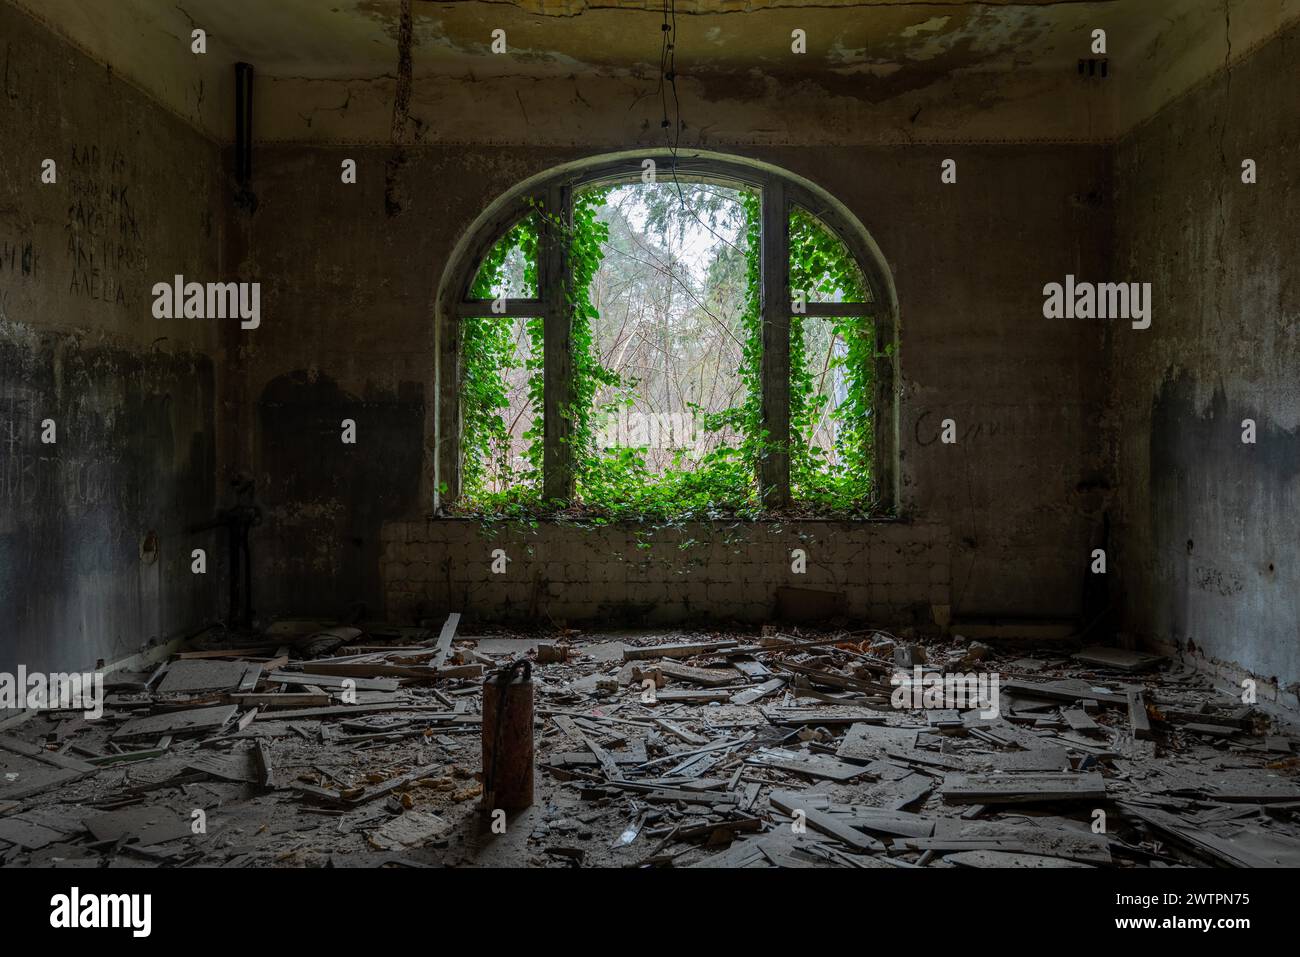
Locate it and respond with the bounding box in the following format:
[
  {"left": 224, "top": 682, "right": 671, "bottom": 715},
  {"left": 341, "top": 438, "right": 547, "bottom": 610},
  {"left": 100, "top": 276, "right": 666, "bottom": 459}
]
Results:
[{"left": 0, "top": 0, "right": 1298, "bottom": 887}]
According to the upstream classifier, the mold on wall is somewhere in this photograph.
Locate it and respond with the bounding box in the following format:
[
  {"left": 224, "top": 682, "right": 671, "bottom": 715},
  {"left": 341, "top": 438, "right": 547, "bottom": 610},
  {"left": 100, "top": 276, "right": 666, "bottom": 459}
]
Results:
[
  {"left": 254, "top": 370, "right": 424, "bottom": 617},
  {"left": 0, "top": 2, "right": 226, "bottom": 672}
]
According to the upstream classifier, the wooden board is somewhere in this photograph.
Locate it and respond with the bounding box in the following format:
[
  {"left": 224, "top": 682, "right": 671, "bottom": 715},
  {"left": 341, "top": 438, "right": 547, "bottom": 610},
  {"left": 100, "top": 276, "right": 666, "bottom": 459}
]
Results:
[
  {"left": 622, "top": 639, "right": 738, "bottom": 661},
  {"left": 0, "top": 735, "right": 97, "bottom": 772},
  {"left": 656, "top": 661, "right": 740, "bottom": 688},
  {"left": 1001, "top": 679, "right": 1126, "bottom": 706},
  {"left": 748, "top": 748, "right": 870, "bottom": 782},
  {"left": 769, "top": 790, "right": 883, "bottom": 853},
  {"left": 252, "top": 703, "right": 451, "bottom": 720},
  {"left": 654, "top": 719, "right": 707, "bottom": 745},
  {"left": 1127, "top": 690, "right": 1153, "bottom": 739},
  {"left": 729, "top": 678, "right": 785, "bottom": 706},
  {"left": 1073, "top": 646, "right": 1163, "bottom": 672},
  {"left": 1062, "top": 708, "right": 1101, "bottom": 732},
  {"left": 835, "top": 722, "right": 920, "bottom": 761},
  {"left": 833, "top": 807, "right": 936, "bottom": 838},
  {"left": 941, "top": 771, "right": 1106, "bottom": 805},
  {"left": 431, "top": 612, "right": 461, "bottom": 667},
  {"left": 652, "top": 689, "right": 732, "bottom": 704},
  {"left": 1118, "top": 802, "right": 1282, "bottom": 867},
  {"left": 895, "top": 822, "right": 1111, "bottom": 864},
  {"left": 0, "top": 751, "right": 90, "bottom": 801},
  {"left": 185, "top": 750, "right": 258, "bottom": 783},
  {"left": 157, "top": 659, "right": 256, "bottom": 694},
  {"left": 766, "top": 706, "right": 889, "bottom": 728},
  {"left": 228, "top": 693, "right": 331, "bottom": 708},
  {"left": 553, "top": 715, "right": 623, "bottom": 781},
  {"left": 267, "top": 671, "right": 400, "bottom": 693},
  {"left": 112, "top": 705, "right": 238, "bottom": 740}
]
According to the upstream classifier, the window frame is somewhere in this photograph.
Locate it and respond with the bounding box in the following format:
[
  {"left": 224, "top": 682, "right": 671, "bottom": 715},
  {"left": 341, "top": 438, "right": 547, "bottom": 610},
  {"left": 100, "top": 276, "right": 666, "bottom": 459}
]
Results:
[{"left": 437, "top": 152, "right": 898, "bottom": 515}]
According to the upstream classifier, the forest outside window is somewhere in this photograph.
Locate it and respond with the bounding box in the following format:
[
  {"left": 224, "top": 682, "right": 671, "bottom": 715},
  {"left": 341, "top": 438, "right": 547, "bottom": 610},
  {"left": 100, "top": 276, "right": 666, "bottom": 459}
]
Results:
[{"left": 445, "top": 156, "right": 896, "bottom": 520}]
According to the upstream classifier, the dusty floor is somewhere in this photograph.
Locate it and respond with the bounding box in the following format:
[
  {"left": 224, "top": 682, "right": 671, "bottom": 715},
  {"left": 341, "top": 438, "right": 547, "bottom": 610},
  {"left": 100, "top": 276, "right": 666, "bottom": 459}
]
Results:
[{"left": 2, "top": 623, "right": 1299, "bottom": 868}]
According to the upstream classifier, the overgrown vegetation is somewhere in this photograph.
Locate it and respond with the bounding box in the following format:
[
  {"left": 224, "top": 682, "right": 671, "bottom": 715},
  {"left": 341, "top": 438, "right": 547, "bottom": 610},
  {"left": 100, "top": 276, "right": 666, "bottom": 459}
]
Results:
[
  {"left": 457, "top": 181, "right": 878, "bottom": 521},
  {"left": 788, "top": 207, "right": 875, "bottom": 510}
]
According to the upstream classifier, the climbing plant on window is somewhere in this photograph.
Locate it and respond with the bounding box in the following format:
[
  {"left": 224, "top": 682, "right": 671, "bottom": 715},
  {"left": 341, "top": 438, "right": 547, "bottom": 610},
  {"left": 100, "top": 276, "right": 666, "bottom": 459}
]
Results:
[
  {"left": 444, "top": 156, "right": 896, "bottom": 520},
  {"left": 787, "top": 207, "right": 875, "bottom": 512},
  {"left": 461, "top": 214, "right": 540, "bottom": 502}
]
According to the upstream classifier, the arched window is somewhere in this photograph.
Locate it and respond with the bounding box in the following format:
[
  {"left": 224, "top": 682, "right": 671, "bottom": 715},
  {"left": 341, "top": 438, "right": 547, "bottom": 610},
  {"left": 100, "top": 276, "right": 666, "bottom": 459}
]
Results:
[{"left": 436, "top": 152, "right": 897, "bottom": 518}]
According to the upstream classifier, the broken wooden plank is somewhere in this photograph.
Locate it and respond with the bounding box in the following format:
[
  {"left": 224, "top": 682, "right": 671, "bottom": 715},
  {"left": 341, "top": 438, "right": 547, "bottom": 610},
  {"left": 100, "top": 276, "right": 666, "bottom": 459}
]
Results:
[
  {"left": 157, "top": 659, "right": 257, "bottom": 694},
  {"left": 553, "top": 715, "right": 623, "bottom": 781},
  {"left": 0, "top": 735, "right": 97, "bottom": 773},
  {"left": 774, "top": 662, "right": 888, "bottom": 695},
  {"left": 1001, "top": 679, "right": 1127, "bottom": 706},
  {"left": 729, "top": 678, "right": 785, "bottom": 706},
  {"left": 1127, "top": 690, "right": 1153, "bottom": 740},
  {"left": 622, "top": 639, "right": 739, "bottom": 661},
  {"left": 252, "top": 703, "right": 452, "bottom": 721},
  {"left": 832, "top": 807, "right": 936, "bottom": 838},
  {"left": 942, "top": 772, "right": 1106, "bottom": 805},
  {"left": 229, "top": 692, "right": 331, "bottom": 709},
  {"left": 769, "top": 791, "right": 883, "bottom": 853},
  {"left": 84, "top": 748, "right": 168, "bottom": 767},
  {"left": 990, "top": 747, "right": 1070, "bottom": 772},
  {"left": 765, "top": 706, "right": 888, "bottom": 727},
  {"left": 267, "top": 671, "right": 400, "bottom": 693},
  {"left": 653, "top": 719, "right": 707, "bottom": 746},
  {"left": 835, "top": 723, "right": 920, "bottom": 761},
  {"left": 655, "top": 660, "right": 740, "bottom": 688},
  {"left": 1062, "top": 707, "right": 1101, "bottom": 732},
  {"left": 748, "top": 748, "right": 870, "bottom": 782},
  {"left": 611, "top": 783, "right": 737, "bottom": 806},
  {"left": 1118, "top": 801, "right": 1282, "bottom": 867},
  {"left": 254, "top": 740, "right": 275, "bottom": 789},
  {"left": 651, "top": 689, "right": 732, "bottom": 704},
  {"left": 185, "top": 750, "right": 258, "bottom": 783},
  {"left": 112, "top": 705, "right": 238, "bottom": 740},
  {"left": 431, "top": 612, "right": 461, "bottom": 667},
  {"left": 894, "top": 822, "right": 1111, "bottom": 864},
  {"left": 1073, "top": 646, "right": 1163, "bottom": 672}
]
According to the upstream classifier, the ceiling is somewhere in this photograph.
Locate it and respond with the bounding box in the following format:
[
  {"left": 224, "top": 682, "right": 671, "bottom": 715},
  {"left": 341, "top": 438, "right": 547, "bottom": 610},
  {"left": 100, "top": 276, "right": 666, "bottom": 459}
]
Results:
[{"left": 8, "top": 0, "right": 1299, "bottom": 144}]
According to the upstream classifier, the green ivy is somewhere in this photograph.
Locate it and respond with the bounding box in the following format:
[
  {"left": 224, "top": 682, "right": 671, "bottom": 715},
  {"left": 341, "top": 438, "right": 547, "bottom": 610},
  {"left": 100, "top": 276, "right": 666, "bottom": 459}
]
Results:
[
  {"left": 461, "top": 214, "right": 541, "bottom": 500},
  {"left": 456, "top": 188, "right": 878, "bottom": 520},
  {"left": 787, "top": 207, "right": 875, "bottom": 513}
]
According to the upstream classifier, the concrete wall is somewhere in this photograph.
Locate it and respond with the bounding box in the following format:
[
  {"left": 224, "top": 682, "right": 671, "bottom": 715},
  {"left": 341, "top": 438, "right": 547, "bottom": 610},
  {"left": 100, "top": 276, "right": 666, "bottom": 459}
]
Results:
[
  {"left": 383, "top": 518, "right": 950, "bottom": 627},
  {"left": 1108, "top": 23, "right": 1299, "bottom": 703},
  {"left": 0, "top": 3, "right": 225, "bottom": 672},
  {"left": 234, "top": 142, "right": 1108, "bottom": 624}
]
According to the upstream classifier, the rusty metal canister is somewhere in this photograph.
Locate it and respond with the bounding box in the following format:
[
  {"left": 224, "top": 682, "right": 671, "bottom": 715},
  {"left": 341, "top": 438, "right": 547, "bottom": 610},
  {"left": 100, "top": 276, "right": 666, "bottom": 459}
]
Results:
[{"left": 481, "top": 659, "right": 534, "bottom": 811}]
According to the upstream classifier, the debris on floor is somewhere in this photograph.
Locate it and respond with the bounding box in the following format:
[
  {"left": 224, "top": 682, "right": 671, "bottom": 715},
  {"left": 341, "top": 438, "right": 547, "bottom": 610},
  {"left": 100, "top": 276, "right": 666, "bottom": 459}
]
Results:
[{"left": 1, "top": 621, "right": 1298, "bottom": 868}]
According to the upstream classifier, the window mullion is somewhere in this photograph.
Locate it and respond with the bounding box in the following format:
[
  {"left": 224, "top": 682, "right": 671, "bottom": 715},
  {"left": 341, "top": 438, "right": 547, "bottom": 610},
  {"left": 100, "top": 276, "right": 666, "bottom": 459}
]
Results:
[
  {"left": 541, "top": 182, "right": 574, "bottom": 502},
  {"left": 759, "top": 180, "right": 791, "bottom": 508}
]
